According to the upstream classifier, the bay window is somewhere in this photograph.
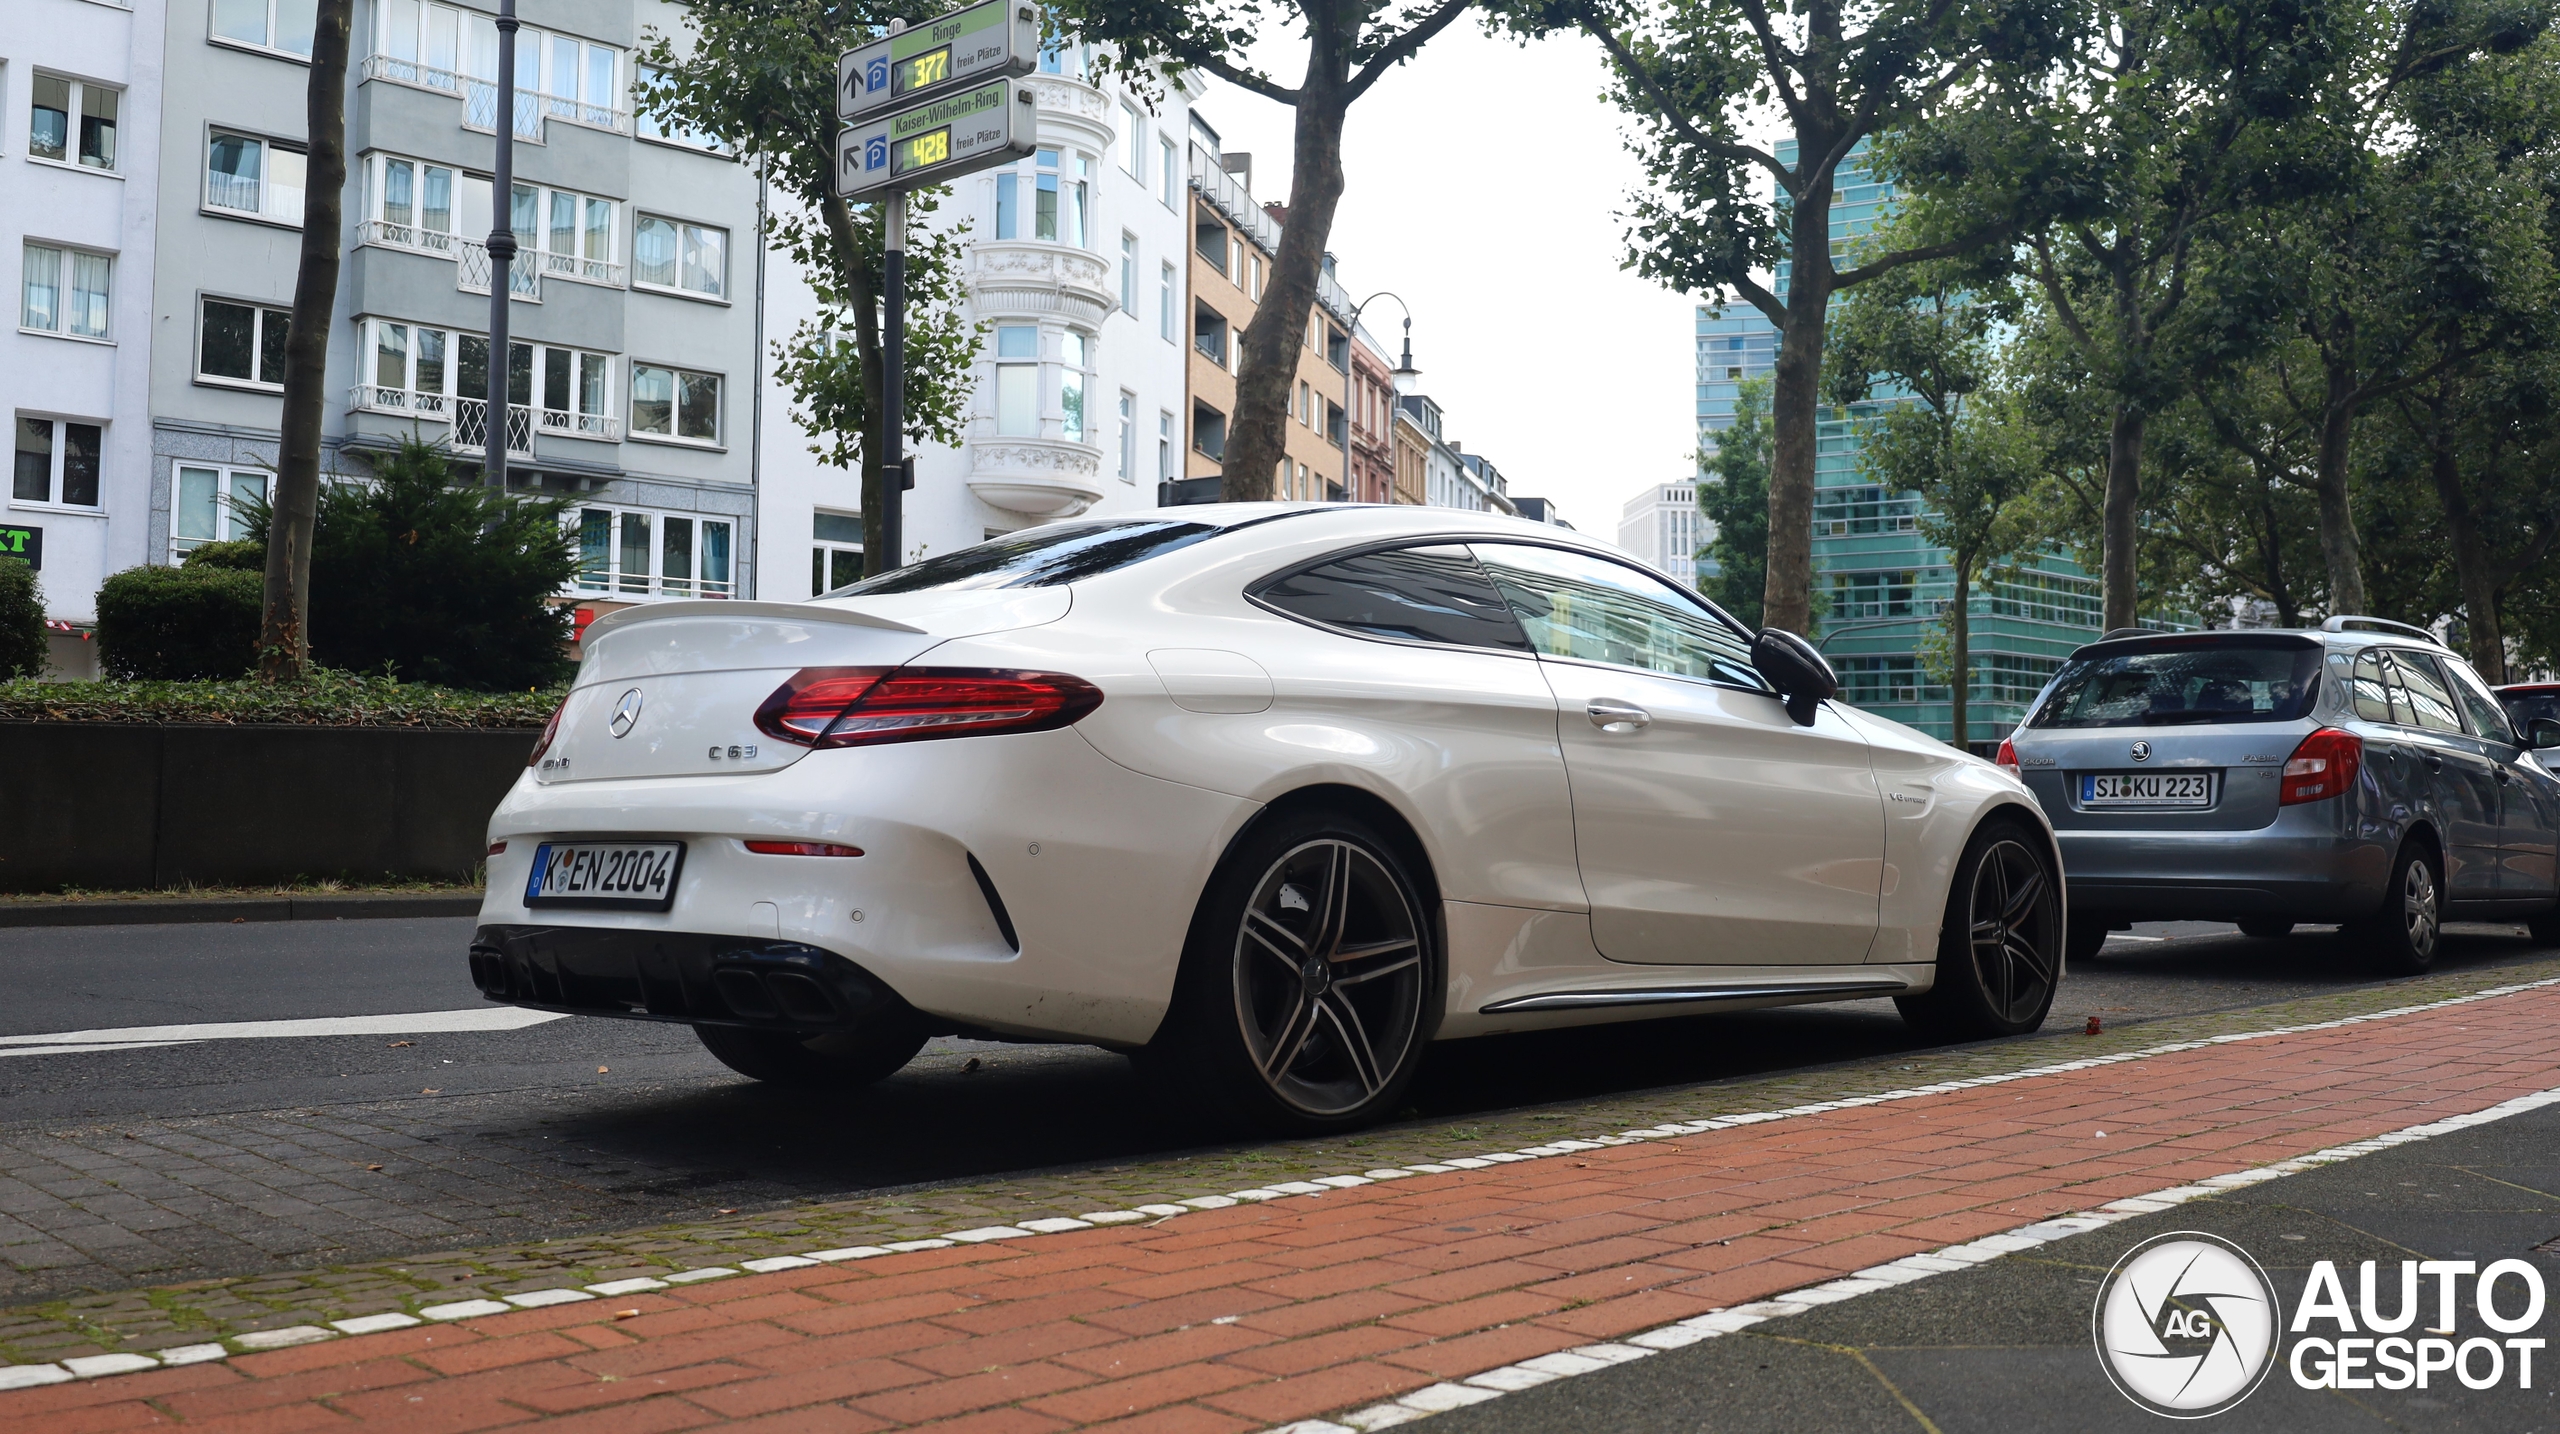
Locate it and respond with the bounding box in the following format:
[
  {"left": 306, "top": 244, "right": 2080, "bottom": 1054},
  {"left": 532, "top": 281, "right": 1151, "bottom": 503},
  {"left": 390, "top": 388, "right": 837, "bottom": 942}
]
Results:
[
  {"left": 1060, "top": 332, "right": 1089, "bottom": 443},
  {"left": 362, "top": 153, "right": 458, "bottom": 250},
  {"left": 994, "top": 150, "right": 1089, "bottom": 246},
  {"left": 993, "top": 326, "right": 1037, "bottom": 436},
  {"left": 575, "top": 506, "right": 733, "bottom": 598},
  {"left": 207, "top": 132, "right": 307, "bottom": 224}
]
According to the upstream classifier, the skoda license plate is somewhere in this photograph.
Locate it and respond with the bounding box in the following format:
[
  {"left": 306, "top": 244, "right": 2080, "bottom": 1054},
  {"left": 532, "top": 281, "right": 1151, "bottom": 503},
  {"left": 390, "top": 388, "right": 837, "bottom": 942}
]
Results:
[
  {"left": 2082, "top": 772, "right": 2214, "bottom": 807},
  {"left": 524, "top": 841, "right": 685, "bottom": 910}
]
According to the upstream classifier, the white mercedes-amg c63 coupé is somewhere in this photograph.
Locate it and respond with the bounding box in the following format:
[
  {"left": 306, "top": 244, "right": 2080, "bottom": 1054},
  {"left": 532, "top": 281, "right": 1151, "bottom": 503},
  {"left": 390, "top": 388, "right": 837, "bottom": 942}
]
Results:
[{"left": 472, "top": 504, "right": 2063, "bottom": 1131}]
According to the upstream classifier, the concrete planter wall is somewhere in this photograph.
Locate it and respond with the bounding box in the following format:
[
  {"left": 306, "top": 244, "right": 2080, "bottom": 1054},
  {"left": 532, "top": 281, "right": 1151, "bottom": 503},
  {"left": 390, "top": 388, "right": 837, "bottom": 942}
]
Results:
[{"left": 1, "top": 723, "right": 536, "bottom": 892}]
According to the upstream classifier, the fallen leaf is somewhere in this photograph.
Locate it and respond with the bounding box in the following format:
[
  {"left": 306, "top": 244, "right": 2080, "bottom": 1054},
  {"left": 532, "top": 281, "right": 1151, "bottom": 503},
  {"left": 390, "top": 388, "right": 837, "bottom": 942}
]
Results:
[
  {"left": 388, "top": 1041, "right": 414, "bottom": 1048},
  {"left": 962, "top": 1057, "right": 983, "bottom": 1073},
  {"left": 366, "top": 1164, "right": 384, "bottom": 1172},
  {"left": 717, "top": 1208, "right": 738, "bottom": 1215},
  {"left": 421, "top": 1088, "right": 441, "bottom": 1095},
  {"left": 597, "top": 1066, "right": 609, "bottom": 1074}
]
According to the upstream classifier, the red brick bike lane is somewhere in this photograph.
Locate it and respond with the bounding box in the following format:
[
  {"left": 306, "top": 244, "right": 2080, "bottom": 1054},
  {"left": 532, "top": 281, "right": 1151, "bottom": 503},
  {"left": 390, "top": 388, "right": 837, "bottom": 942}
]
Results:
[{"left": 13, "top": 982, "right": 2560, "bottom": 1434}]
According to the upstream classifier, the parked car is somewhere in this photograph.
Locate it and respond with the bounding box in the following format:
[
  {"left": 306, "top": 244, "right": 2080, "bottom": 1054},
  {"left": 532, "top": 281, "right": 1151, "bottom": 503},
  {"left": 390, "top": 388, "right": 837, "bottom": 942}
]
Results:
[
  {"left": 469, "top": 505, "right": 2061, "bottom": 1132},
  {"left": 2494, "top": 681, "right": 2560, "bottom": 741},
  {"left": 2002, "top": 619, "right": 2560, "bottom": 972}
]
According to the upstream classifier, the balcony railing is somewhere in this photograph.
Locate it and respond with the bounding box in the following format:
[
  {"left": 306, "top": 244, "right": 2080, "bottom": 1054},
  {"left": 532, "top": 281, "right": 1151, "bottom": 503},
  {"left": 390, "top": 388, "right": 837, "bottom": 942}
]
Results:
[
  {"left": 538, "top": 250, "right": 626, "bottom": 288},
  {"left": 356, "top": 217, "right": 460, "bottom": 257},
  {"left": 537, "top": 90, "right": 630, "bottom": 135},
  {"left": 463, "top": 80, "right": 545, "bottom": 141},
  {"left": 361, "top": 53, "right": 466, "bottom": 95},
  {"left": 353, "top": 386, "right": 620, "bottom": 450},
  {"left": 457, "top": 236, "right": 541, "bottom": 300},
  {"left": 349, "top": 384, "right": 455, "bottom": 423},
  {"left": 451, "top": 397, "right": 536, "bottom": 456},
  {"left": 362, "top": 54, "right": 630, "bottom": 140}
]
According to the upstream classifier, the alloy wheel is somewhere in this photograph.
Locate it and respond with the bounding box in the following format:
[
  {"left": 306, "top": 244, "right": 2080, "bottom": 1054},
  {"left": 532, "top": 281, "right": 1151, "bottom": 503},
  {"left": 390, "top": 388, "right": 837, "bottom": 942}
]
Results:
[
  {"left": 1967, "top": 838, "right": 2059, "bottom": 1025},
  {"left": 2401, "top": 855, "right": 2440, "bottom": 960},
  {"left": 1231, "top": 838, "right": 1425, "bottom": 1117}
]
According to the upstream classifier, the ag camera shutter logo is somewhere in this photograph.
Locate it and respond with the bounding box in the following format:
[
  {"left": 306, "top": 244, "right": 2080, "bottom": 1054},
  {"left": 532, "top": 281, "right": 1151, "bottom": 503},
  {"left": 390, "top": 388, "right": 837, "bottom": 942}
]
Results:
[{"left": 2093, "top": 1232, "right": 2281, "bottom": 1417}]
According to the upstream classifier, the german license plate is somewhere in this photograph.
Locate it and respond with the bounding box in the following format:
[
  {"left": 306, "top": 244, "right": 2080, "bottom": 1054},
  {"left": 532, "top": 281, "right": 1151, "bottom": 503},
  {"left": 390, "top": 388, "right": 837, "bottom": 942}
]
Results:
[
  {"left": 524, "top": 841, "right": 685, "bottom": 910},
  {"left": 2082, "top": 772, "right": 2215, "bottom": 807}
]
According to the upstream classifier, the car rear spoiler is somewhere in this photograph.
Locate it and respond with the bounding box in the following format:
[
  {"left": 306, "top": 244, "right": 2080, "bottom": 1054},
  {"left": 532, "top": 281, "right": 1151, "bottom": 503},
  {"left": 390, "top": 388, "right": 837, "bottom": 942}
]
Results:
[{"left": 582, "top": 600, "right": 928, "bottom": 643}]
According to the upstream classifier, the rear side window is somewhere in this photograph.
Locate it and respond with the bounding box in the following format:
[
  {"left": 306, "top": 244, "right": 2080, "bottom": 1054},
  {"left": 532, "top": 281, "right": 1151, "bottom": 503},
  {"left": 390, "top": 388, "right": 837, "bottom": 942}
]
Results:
[
  {"left": 2350, "top": 652, "right": 2396, "bottom": 724},
  {"left": 1253, "top": 544, "right": 1528, "bottom": 650},
  {"left": 1470, "top": 541, "right": 1767, "bottom": 690},
  {"left": 831, "top": 519, "right": 1218, "bottom": 595},
  {"left": 2387, "top": 651, "right": 2466, "bottom": 733},
  {"left": 2031, "top": 640, "right": 2321, "bottom": 728}
]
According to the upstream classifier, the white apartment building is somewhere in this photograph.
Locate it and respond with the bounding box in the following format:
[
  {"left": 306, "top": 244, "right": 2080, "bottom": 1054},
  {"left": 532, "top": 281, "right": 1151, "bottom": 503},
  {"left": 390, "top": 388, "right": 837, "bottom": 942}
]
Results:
[
  {"left": 761, "top": 48, "right": 1203, "bottom": 587},
  {"left": 1620, "top": 480, "right": 1709, "bottom": 584},
  {"left": 7, "top": 0, "right": 168, "bottom": 673}
]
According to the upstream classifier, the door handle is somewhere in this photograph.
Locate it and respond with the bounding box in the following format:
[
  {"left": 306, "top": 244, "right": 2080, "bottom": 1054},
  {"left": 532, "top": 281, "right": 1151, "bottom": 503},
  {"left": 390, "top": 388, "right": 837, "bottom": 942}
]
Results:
[
  {"left": 2497, "top": 766, "right": 2514, "bottom": 785},
  {"left": 1587, "top": 699, "right": 1651, "bottom": 733},
  {"left": 2423, "top": 753, "right": 2443, "bottom": 773}
]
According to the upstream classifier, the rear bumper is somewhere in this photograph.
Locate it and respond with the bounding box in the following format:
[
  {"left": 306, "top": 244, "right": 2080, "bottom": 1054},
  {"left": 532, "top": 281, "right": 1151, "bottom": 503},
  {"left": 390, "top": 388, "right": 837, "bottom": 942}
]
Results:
[
  {"left": 470, "top": 924, "right": 916, "bottom": 1032},
  {"left": 2056, "top": 828, "right": 2392, "bottom": 923}
]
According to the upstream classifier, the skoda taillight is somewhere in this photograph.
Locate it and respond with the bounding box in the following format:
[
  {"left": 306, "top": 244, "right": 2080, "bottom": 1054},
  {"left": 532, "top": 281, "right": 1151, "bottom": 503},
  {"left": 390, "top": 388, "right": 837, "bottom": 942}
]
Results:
[
  {"left": 2279, "top": 727, "right": 2362, "bottom": 805},
  {"left": 1996, "top": 737, "right": 2020, "bottom": 773},
  {"left": 755, "top": 667, "right": 1102, "bottom": 750},
  {"left": 527, "top": 697, "right": 567, "bottom": 767}
]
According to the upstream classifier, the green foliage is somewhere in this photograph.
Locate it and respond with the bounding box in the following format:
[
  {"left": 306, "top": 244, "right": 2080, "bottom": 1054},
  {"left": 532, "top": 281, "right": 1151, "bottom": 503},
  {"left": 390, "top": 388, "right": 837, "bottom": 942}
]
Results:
[
  {"left": 1698, "top": 374, "right": 1773, "bottom": 629},
  {"left": 0, "top": 557, "right": 45, "bottom": 680},
  {"left": 0, "top": 669, "right": 558, "bottom": 727},
  {"left": 234, "top": 436, "right": 576, "bottom": 691},
  {"left": 180, "top": 539, "right": 265, "bottom": 572},
  {"left": 96, "top": 565, "right": 263, "bottom": 681}
]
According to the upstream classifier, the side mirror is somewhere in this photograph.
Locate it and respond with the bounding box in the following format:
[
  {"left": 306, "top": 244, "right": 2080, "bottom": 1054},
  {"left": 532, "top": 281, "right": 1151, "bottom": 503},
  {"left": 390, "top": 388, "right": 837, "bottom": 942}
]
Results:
[
  {"left": 2531, "top": 718, "right": 2560, "bottom": 750},
  {"left": 1752, "top": 627, "right": 1839, "bottom": 726}
]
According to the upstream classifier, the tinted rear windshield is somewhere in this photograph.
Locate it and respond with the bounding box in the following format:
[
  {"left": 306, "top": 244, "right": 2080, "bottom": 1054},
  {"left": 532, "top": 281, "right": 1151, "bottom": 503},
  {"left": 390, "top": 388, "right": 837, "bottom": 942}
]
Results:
[
  {"left": 2504, "top": 690, "right": 2560, "bottom": 728},
  {"left": 829, "top": 520, "right": 1218, "bottom": 595},
  {"left": 2029, "top": 641, "right": 2323, "bottom": 728}
]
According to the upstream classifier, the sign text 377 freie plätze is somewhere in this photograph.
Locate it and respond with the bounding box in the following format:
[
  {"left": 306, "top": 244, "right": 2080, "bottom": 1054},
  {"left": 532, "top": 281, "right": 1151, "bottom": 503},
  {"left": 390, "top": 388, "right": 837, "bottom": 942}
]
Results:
[{"left": 836, "top": 1, "right": 1038, "bottom": 122}]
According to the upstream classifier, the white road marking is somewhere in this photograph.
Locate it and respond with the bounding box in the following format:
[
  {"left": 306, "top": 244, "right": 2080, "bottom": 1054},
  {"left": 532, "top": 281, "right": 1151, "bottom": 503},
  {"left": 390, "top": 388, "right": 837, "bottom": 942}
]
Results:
[{"left": 0, "top": 1007, "right": 568, "bottom": 1055}]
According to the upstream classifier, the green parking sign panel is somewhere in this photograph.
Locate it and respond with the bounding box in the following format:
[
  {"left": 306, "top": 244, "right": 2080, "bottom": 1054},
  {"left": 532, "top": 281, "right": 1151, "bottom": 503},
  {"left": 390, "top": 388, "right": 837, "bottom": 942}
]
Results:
[{"left": 0, "top": 524, "right": 38, "bottom": 571}]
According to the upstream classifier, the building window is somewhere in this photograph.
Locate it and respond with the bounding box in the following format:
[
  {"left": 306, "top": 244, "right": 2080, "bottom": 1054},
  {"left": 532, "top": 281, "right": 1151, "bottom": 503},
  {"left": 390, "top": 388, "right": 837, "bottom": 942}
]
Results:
[
  {"left": 1114, "top": 102, "right": 1143, "bottom": 175},
  {"left": 1194, "top": 210, "right": 1227, "bottom": 274},
  {"left": 526, "top": 183, "right": 617, "bottom": 284},
  {"left": 575, "top": 506, "right": 733, "bottom": 598},
  {"left": 360, "top": 154, "right": 458, "bottom": 249},
  {"left": 358, "top": 318, "right": 453, "bottom": 408},
  {"left": 1118, "top": 390, "right": 1136, "bottom": 481},
  {"left": 207, "top": 132, "right": 307, "bottom": 224},
  {"left": 1060, "top": 331, "right": 1088, "bottom": 443},
  {"left": 22, "top": 245, "right": 113, "bottom": 340},
  {"left": 1158, "top": 410, "right": 1174, "bottom": 481},
  {"left": 1160, "top": 135, "right": 1177, "bottom": 207},
  {"left": 632, "top": 63, "right": 718, "bottom": 147},
  {"left": 1032, "top": 148, "right": 1088, "bottom": 247},
  {"left": 171, "top": 464, "right": 267, "bottom": 554},
  {"left": 812, "top": 510, "right": 862, "bottom": 594},
  {"left": 634, "top": 215, "right": 723, "bottom": 297},
  {"left": 1325, "top": 325, "right": 1349, "bottom": 371},
  {"left": 214, "top": 0, "right": 318, "bottom": 55},
  {"left": 1192, "top": 401, "right": 1225, "bottom": 461},
  {"left": 31, "top": 75, "right": 120, "bottom": 171},
  {"left": 197, "top": 297, "right": 289, "bottom": 387},
  {"left": 1120, "top": 232, "right": 1138, "bottom": 313},
  {"left": 994, "top": 324, "right": 1038, "bottom": 436},
  {"left": 1159, "top": 262, "right": 1176, "bottom": 342},
  {"left": 13, "top": 417, "right": 102, "bottom": 508},
  {"left": 629, "top": 365, "right": 720, "bottom": 443},
  {"left": 1326, "top": 399, "right": 1346, "bottom": 447}
]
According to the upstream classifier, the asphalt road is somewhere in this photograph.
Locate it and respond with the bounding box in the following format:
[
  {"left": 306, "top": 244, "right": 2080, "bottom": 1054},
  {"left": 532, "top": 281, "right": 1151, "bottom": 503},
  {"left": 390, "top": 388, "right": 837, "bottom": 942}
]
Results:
[
  {"left": 1428, "top": 1092, "right": 2560, "bottom": 1432},
  {"left": 1, "top": 915, "right": 2554, "bottom": 1305}
]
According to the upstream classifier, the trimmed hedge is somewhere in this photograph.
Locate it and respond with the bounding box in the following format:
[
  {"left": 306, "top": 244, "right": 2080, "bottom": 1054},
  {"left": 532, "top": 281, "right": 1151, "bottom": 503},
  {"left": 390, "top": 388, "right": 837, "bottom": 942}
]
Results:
[
  {"left": 0, "top": 557, "right": 42, "bottom": 679},
  {"left": 0, "top": 670, "right": 560, "bottom": 727},
  {"left": 95, "top": 565, "right": 262, "bottom": 680}
]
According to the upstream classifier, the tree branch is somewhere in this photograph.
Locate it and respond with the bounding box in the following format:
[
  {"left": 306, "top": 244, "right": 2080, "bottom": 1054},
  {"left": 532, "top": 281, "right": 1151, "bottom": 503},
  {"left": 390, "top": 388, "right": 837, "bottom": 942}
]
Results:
[
  {"left": 1580, "top": 19, "right": 1791, "bottom": 185},
  {"left": 1173, "top": 45, "right": 1301, "bottom": 105},
  {"left": 1729, "top": 0, "right": 1807, "bottom": 122},
  {"left": 1833, "top": 220, "right": 2012, "bottom": 291},
  {"left": 2031, "top": 235, "right": 2097, "bottom": 355},
  {"left": 1348, "top": 0, "right": 1473, "bottom": 100}
]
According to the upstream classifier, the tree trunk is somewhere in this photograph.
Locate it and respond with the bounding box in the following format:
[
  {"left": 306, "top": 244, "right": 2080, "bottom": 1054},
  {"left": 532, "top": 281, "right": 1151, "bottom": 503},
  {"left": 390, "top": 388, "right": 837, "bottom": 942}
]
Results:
[
  {"left": 2254, "top": 476, "right": 2299, "bottom": 628},
  {"left": 2423, "top": 383, "right": 2503, "bottom": 680},
  {"left": 1222, "top": 70, "right": 1348, "bottom": 503},
  {"left": 2100, "top": 405, "right": 2142, "bottom": 632},
  {"left": 2312, "top": 360, "right": 2367, "bottom": 616},
  {"left": 1760, "top": 163, "right": 1835, "bottom": 637},
  {"left": 259, "top": 0, "right": 353, "bottom": 681},
  {"left": 1948, "top": 550, "right": 1972, "bottom": 749},
  {"left": 818, "top": 195, "right": 889, "bottom": 577}
]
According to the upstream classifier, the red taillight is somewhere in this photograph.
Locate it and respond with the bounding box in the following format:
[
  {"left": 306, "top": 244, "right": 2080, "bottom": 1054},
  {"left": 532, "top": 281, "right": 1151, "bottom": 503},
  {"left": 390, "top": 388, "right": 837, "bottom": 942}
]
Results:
[
  {"left": 527, "top": 699, "right": 566, "bottom": 767},
  {"left": 1996, "top": 737, "right": 2019, "bottom": 773},
  {"left": 754, "top": 667, "right": 1103, "bottom": 750},
  {"left": 743, "top": 841, "right": 865, "bottom": 857},
  {"left": 2280, "top": 727, "right": 2363, "bottom": 805}
]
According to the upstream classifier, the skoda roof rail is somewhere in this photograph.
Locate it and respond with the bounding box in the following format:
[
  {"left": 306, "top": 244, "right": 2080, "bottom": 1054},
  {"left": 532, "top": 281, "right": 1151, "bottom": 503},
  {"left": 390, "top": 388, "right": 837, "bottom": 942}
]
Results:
[{"left": 2320, "top": 614, "right": 2444, "bottom": 645}]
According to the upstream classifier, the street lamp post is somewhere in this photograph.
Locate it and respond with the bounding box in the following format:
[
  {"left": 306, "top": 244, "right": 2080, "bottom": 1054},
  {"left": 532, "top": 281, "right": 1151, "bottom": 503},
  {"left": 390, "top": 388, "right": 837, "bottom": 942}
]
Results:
[
  {"left": 1343, "top": 292, "right": 1410, "bottom": 502},
  {"left": 482, "top": 0, "right": 518, "bottom": 487}
]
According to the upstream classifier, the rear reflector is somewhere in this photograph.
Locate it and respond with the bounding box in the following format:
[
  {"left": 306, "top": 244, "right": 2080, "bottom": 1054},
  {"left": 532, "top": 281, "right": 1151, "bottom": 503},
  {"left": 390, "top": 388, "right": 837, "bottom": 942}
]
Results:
[
  {"left": 743, "top": 841, "right": 865, "bottom": 858},
  {"left": 488, "top": 841, "right": 508, "bottom": 856},
  {"left": 755, "top": 667, "right": 1103, "bottom": 750},
  {"left": 2280, "top": 727, "right": 2362, "bottom": 805}
]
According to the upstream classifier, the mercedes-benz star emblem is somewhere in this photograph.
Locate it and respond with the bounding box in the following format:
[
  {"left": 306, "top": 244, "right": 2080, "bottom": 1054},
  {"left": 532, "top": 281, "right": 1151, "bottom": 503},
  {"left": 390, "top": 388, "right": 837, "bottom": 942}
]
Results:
[
  {"left": 2130, "top": 740, "right": 2152, "bottom": 763},
  {"left": 2093, "top": 1231, "right": 2279, "bottom": 1417},
  {"left": 608, "top": 688, "right": 644, "bottom": 739}
]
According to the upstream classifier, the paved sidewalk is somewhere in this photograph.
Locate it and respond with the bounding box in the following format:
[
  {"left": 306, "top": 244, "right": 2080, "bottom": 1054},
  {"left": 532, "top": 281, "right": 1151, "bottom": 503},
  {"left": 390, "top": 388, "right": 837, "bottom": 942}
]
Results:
[{"left": 9, "top": 977, "right": 2560, "bottom": 1432}]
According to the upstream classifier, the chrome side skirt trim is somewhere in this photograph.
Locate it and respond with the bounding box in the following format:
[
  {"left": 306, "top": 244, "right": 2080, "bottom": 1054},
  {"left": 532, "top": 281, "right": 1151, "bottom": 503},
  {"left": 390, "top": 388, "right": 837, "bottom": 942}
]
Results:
[{"left": 1477, "top": 978, "right": 1912, "bottom": 1015}]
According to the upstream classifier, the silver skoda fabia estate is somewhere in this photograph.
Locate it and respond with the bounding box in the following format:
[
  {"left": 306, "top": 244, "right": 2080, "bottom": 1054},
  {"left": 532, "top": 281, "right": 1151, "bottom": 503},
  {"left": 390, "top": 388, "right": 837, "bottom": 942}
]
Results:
[{"left": 2002, "top": 617, "right": 2560, "bottom": 971}]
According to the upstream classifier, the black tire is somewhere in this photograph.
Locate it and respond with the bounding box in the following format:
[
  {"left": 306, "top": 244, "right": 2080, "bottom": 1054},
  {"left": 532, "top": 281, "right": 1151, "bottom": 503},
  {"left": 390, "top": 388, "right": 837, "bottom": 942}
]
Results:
[
  {"left": 2352, "top": 839, "right": 2443, "bottom": 975},
  {"left": 1898, "top": 818, "right": 2064, "bottom": 1040},
  {"left": 2238, "top": 918, "right": 2297, "bottom": 940},
  {"left": 695, "top": 1021, "right": 927, "bottom": 1089},
  {"left": 2066, "top": 916, "right": 2110, "bottom": 965},
  {"left": 2529, "top": 903, "right": 2560, "bottom": 947},
  {"left": 1150, "top": 808, "right": 1439, "bottom": 1134}
]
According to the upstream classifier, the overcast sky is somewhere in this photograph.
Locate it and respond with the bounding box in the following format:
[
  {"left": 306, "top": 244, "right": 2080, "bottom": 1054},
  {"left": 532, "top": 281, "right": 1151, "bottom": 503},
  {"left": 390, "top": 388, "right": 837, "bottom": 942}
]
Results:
[{"left": 1192, "top": 23, "right": 1702, "bottom": 542}]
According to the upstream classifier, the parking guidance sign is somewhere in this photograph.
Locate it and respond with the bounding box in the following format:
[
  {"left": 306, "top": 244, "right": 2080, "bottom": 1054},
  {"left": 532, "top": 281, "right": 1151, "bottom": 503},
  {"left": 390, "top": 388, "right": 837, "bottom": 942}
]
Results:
[
  {"left": 838, "top": 1, "right": 1039, "bottom": 122},
  {"left": 835, "top": 79, "right": 1034, "bottom": 198}
]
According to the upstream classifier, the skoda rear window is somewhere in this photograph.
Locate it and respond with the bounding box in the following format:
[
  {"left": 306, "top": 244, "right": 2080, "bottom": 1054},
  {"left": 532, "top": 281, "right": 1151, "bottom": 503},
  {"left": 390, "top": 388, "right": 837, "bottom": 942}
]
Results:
[
  {"left": 829, "top": 520, "right": 1218, "bottom": 595},
  {"left": 2029, "top": 641, "right": 2322, "bottom": 728}
]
